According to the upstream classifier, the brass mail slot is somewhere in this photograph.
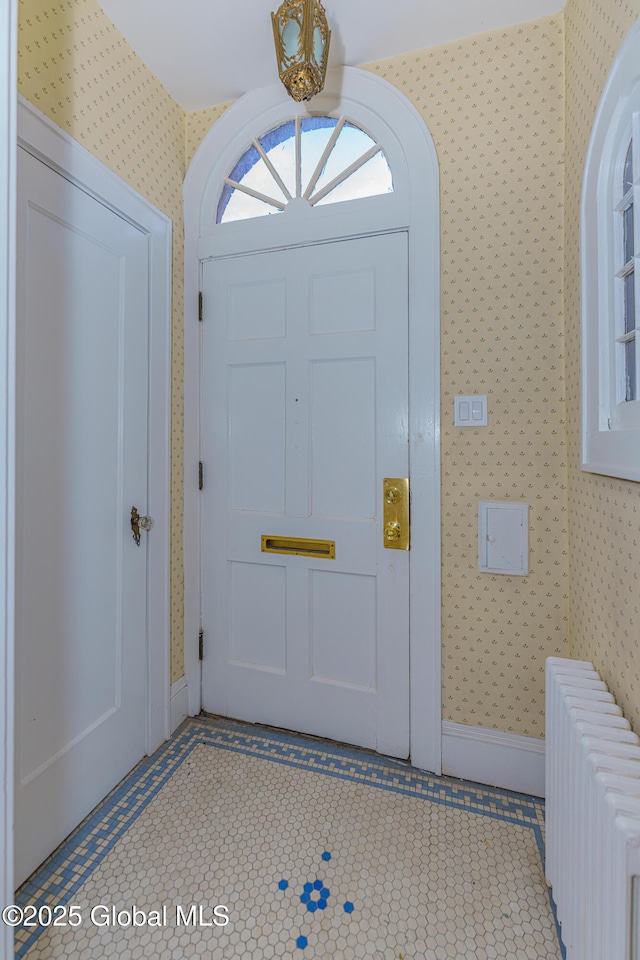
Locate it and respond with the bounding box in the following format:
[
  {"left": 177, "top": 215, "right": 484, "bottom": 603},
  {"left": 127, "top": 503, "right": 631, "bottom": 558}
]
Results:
[{"left": 261, "top": 535, "right": 336, "bottom": 559}]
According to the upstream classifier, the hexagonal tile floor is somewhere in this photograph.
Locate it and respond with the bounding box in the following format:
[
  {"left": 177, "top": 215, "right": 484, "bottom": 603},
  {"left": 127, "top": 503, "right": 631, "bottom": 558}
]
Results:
[{"left": 15, "top": 717, "right": 562, "bottom": 959}]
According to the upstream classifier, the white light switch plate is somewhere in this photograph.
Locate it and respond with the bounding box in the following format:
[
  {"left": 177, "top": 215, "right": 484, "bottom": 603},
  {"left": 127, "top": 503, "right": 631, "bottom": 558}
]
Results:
[{"left": 454, "top": 395, "right": 488, "bottom": 427}]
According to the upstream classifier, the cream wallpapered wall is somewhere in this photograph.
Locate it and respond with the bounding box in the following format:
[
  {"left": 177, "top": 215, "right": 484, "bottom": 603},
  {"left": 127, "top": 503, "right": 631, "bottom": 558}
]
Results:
[
  {"left": 185, "top": 15, "right": 568, "bottom": 737},
  {"left": 564, "top": 0, "right": 640, "bottom": 730},
  {"left": 185, "top": 104, "right": 229, "bottom": 168},
  {"left": 365, "top": 17, "right": 568, "bottom": 736},
  {"left": 17, "top": 0, "right": 187, "bottom": 684}
]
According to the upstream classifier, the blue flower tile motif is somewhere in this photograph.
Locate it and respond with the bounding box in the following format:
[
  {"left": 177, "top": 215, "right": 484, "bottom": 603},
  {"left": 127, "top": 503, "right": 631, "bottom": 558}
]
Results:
[
  {"left": 282, "top": 850, "right": 355, "bottom": 949},
  {"left": 301, "top": 877, "right": 331, "bottom": 912}
]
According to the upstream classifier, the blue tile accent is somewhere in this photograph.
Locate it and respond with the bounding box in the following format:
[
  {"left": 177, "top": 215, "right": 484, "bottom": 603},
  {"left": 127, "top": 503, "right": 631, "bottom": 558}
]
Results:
[
  {"left": 14, "top": 715, "right": 560, "bottom": 959},
  {"left": 296, "top": 935, "right": 308, "bottom": 949},
  {"left": 300, "top": 874, "right": 331, "bottom": 917}
]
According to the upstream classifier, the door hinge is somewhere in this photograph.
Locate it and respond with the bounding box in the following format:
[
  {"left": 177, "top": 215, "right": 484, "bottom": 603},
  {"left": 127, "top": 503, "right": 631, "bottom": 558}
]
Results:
[
  {"left": 198, "top": 461, "right": 204, "bottom": 490},
  {"left": 198, "top": 291, "right": 203, "bottom": 322},
  {"left": 198, "top": 628, "right": 204, "bottom": 661}
]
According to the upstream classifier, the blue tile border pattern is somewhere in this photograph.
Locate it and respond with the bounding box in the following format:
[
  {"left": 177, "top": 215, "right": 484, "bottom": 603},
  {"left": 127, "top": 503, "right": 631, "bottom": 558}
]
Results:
[{"left": 13, "top": 715, "right": 563, "bottom": 958}]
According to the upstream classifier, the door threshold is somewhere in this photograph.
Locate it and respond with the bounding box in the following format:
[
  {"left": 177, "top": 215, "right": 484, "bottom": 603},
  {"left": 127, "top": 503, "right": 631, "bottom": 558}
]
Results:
[{"left": 198, "top": 710, "right": 412, "bottom": 768}]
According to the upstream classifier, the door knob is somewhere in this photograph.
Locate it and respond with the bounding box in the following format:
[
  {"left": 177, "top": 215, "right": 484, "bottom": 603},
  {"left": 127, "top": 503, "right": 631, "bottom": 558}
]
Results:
[
  {"left": 384, "top": 521, "right": 402, "bottom": 542},
  {"left": 131, "top": 506, "right": 154, "bottom": 546}
]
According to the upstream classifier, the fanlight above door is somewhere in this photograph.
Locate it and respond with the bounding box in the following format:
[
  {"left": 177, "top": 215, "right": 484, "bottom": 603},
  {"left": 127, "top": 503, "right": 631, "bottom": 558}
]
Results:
[{"left": 217, "top": 116, "right": 393, "bottom": 224}]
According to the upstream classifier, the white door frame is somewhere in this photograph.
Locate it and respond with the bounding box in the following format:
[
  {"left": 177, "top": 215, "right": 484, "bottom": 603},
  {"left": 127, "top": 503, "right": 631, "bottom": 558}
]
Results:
[
  {"left": 183, "top": 67, "right": 442, "bottom": 773},
  {"left": 16, "top": 98, "right": 172, "bottom": 756},
  {"left": 0, "top": 2, "right": 17, "bottom": 956}
]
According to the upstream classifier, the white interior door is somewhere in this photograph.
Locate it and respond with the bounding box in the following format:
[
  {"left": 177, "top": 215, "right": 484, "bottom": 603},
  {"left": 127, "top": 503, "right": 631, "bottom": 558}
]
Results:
[
  {"left": 201, "top": 232, "right": 409, "bottom": 758},
  {"left": 14, "top": 148, "right": 150, "bottom": 885}
]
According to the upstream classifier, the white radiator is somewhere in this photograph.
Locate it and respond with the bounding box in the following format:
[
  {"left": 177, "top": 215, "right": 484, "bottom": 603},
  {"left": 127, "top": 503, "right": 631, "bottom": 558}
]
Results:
[{"left": 546, "top": 657, "right": 640, "bottom": 960}]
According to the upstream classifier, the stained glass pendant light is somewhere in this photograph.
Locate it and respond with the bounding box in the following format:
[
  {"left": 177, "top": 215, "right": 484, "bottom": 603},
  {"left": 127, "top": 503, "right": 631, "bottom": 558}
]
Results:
[{"left": 271, "top": 0, "right": 331, "bottom": 102}]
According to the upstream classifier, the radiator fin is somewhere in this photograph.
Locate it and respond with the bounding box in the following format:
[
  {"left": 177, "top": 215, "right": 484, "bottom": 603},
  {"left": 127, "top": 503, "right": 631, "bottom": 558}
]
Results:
[{"left": 546, "top": 657, "right": 640, "bottom": 960}]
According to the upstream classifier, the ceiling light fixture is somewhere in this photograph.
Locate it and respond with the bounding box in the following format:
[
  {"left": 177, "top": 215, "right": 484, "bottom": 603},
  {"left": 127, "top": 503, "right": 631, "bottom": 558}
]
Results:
[{"left": 271, "top": 0, "right": 331, "bottom": 102}]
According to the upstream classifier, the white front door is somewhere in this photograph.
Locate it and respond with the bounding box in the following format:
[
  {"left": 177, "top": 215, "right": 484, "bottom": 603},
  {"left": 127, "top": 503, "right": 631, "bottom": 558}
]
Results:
[
  {"left": 201, "top": 232, "right": 410, "bottom": 758},
  {"left": 14, "top": 148, "right": 150, "bottom": 885}
]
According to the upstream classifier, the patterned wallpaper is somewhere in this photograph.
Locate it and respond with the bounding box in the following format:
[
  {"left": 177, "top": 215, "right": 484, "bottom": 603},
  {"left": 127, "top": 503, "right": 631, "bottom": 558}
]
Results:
[
  {"left": 185, "top": 15, "right": 568, "bottom": 737},
  {"left": 185, "top": 104, "right": 229, "bottom": 168},
  {"left": 563, "top": 0, "right": 640, "bottom": 730},
  {"left": 364, "top": 17, "right": 568, "bottom": 736},
  {"left": 17, "top": 0, "right": 187, "bottom": 684}
]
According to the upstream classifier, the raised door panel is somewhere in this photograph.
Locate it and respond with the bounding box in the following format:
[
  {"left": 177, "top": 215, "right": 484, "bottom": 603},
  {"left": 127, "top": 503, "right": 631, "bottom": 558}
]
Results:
[
  {"left": 229, "top": 363, "right": 286, "bottom": 513},
  {"left": 310, "top": 570, "right": 377, "bottom": 690},
  {"left": 309, "top": 268, "right": 376, "bottom": 335},
  {"left": 228, "top": 278, "right": 287, "bottom": 341},
  {"left": 229, "top": 561, "right": 287, "bottom": 674},
  {"left": 310, "top": 358, "right": 376, "bottom": 519}
]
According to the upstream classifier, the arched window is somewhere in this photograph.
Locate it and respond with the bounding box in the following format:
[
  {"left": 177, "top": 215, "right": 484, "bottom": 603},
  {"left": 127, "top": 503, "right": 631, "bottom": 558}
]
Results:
[
  {"left": 582, "top": 20, "right": 640, "bottom": 481},
  {"left": 217, "top": 116, "right": 393, "bottom": 224},
  {"left": 618, "top": 138, "right": 636, "bottom": 403}
]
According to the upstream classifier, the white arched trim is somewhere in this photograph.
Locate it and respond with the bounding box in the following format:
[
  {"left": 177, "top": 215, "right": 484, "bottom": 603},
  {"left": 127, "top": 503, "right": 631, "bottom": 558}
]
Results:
[
  {"left": 582, "top": 18, "right": 640, "bottom": 481},
  {"left": 183, "top": 67, "right": 441, "bottom": 773}
]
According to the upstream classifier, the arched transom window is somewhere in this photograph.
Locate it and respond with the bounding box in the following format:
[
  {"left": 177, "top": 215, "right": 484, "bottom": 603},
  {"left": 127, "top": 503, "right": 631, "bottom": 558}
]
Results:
[{"left": 217, "top": 116, "right": 393, "bottom": 224}]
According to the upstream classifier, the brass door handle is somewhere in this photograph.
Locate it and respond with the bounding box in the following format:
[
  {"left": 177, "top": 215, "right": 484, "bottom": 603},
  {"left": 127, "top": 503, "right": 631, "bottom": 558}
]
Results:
[
  {"left": 383, "top": 479, "right": 409, "bottom": 550},
  {"left": 385, "top": 521, "right": 402, "bottom": 542},
  {"left": 131, "top": 506, "right": 154, "bottom": 546}
]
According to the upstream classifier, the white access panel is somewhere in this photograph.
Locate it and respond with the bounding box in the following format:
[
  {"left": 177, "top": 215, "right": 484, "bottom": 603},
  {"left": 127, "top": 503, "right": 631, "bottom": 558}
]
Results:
[{"left": 478, "top": 500, "right": 529, "bottom": 575}]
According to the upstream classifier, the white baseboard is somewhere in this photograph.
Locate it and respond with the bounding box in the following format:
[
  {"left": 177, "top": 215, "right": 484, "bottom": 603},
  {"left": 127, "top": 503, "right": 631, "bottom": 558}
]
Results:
[
  {"left": 441, "top": 721, "right": 545, "bottom": 797},
  {"left": 170, "top": 677, "right": 189, "bottom": 734}
]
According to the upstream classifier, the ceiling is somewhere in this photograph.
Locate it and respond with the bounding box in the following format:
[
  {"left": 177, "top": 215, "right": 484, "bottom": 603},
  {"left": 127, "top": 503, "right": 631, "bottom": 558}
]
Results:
[{"left": 96, "top": 0, "right": 566, "bottom": 112}]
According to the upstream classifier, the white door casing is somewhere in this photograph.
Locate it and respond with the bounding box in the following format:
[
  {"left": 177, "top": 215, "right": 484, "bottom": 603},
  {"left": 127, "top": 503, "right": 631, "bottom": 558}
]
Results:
[
  {"left": 14, "top": 99, "right": 172, "bottom": 884},
  {"left": 0, "top": 1, "right": 17, "bottom": 953},
  {"left": 184, "top": 69, "right": 441, "bottom": 772},
  {"left": 201, "top": 232, "right": 410, "bottom": 756}
]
